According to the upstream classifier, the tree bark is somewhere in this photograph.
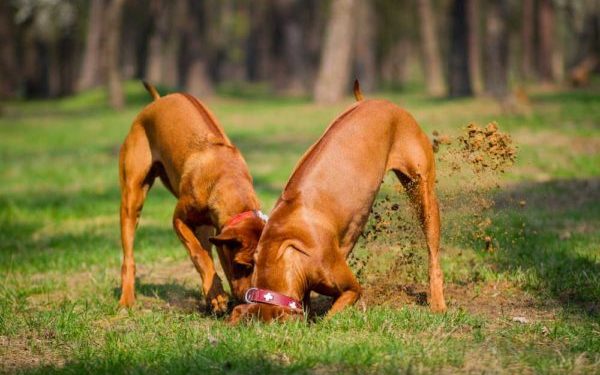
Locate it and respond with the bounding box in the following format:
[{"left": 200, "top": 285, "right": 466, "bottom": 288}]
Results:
[
  {"left": 77, "top": 0, "right": 105, "bottom": 91},
  {"left": 381, "top": 38, "right": 412, "bottom": 88},
  {"left": 484, "top": 0, "right": 509, "bottom": 99},
  {"left": 0, "top": 1, "right": 19, "bottom": 98},
  {"left": 246, "top": 2, "right": 272, "bottom": 82},
  {"left": 354, "top": 0, "right": 377, "bottom": 93},
  {"left": 163, "top": 0, "right": 187, "bottom": 88},
  {"left": 313, "top": 0, "right": 357, "bottom": 104},
  {"left": 466, "top": 0, "right": 483, "bottom": 95},
  {"left": 537, "top": 0, "right": 555, "bottom": 82},
  {"left": 416, "top": 0, "right": 445, "bottom": 96},
  {"left": 271, "top": 0, "right": 308, "bottom": 94},
  {"left": 521, "top": 0, "right": 534, "bottom": 80},
  {"left": 182, "top": 0, "right": 213, "bottom": 97},
  {"left": 106, "top": 0, "right": 126, "bottom": 109},
  {"left": 448, "top": 0, "right": 472, "bottom": 97},
  {"left": 146, "top": 0, "right": 169, "bottom": 84}
]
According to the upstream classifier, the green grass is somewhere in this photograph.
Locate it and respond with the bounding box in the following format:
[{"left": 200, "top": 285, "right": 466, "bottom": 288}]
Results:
[{"left": 1, "top": 81, "right": 599, "bottom": 374}]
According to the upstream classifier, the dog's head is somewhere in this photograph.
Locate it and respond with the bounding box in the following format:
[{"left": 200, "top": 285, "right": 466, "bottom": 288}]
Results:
[
  {"left": 229, "top": 303, "right": 304, "bottom": 324},
  {"left": 209, "top": 216, "right": 265, "bottom": 300}
]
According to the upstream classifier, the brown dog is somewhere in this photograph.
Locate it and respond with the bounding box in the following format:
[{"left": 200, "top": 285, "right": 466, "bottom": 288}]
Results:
[
  {"left": 230, "top": 82, "right": 446, "bottom": 323},
  {"left": 118, "top": 82, "right": 266, "bottom": 313}
]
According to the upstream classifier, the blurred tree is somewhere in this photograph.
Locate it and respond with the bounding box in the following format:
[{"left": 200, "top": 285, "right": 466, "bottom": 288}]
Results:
[
  {"left": 77, "top": 0, "right": 105, "bottom": 91},
  {"left": 484, "top": 0, "right": 509, "bottom": 99},
  {"left": 314, "top": 0, "right": 357, "bottom": 103},
  {"left": 14, "top": 0, "right": 79, "bottom": 97},
  {"left": 121, "top": 0, "right": 152, "bottom": 80},
  {"left": 521, "top": 0, "right": 534, "bottom": 80},
  {"left": 271, "top": 0, "right": 309, "bottom": 94},
  {"left": 246, "top": 1, "right": 272, "bottom": 82},
  {"left": 146, "top": 0, "right": 187, "bottom": 88},
  {"left": 106, "top": 0, "right": 126, "bottom": 109},
  {"left": 467, "top": 0, "right": 483, "bottom": 95},
  {"left": 448, "top": 0, "right": 472, "bottom": 97},
  {"left": 416, "top": 0, "right": 445, "bottom": 96},
  {"left": 182, "top": 0, "right": 213, "bottom": 97},
  {"left": 354, "top": 0, "right": 377, "bottom": 93},
  {"left": 566, "top": 0, "right": 599, "bottom": 86},
  {"left": 376, "top": 0, "right": 415, "bottom": 89},
  {"left": 0, "top": 1, "right": 19, "bottom": 98},
  {"left": 207, "top": 0, "right": 250, "bottom": 83},
  {"left": 537, "top": 0, "right": 555, "bottom": 82}
]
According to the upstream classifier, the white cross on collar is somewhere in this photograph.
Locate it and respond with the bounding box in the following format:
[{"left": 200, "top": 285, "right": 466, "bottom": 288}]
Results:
[{"left": 263, "top": 292, "right": 274, "bottom": 301}]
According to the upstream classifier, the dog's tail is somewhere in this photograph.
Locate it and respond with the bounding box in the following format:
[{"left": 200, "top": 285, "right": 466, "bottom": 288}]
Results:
[
  {"left": 353, "top": 79, "right": 364, "bottom": 101},
  {"left": 142, "top": 81, "right": 160, "bottom": 101}
]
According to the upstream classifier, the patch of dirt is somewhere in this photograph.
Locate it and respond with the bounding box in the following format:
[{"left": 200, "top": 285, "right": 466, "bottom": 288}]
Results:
[
  {"left": 133, "top": 260, "right": 208, "bottom": 313},
  {"left": 0, "top": 334, "right": 66, "bottom": 373},
  {"left": 361, "top": 281, "right": 560, "bottom": 322}
]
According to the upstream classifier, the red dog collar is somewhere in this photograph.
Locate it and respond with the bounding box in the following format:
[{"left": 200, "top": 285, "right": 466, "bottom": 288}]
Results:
[
  {"left": 225, "top": 210, "right": 268, "bottom": 228},
  {"left": 244, "top": 288, "right": 303, "bottom": 312}
]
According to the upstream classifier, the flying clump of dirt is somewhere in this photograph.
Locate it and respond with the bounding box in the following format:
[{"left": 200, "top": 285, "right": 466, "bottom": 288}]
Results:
[
  {"left": 352, "top": 122, "right": 517, "bottom": 306},
  {"left": 457, "top": 122, "right": 516, "bottom": 173}
]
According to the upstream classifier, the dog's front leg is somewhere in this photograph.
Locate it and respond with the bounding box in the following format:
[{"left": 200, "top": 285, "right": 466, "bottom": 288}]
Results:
[
  {"left": 325, "top": 260, "right": 362, "bottom": 317},
  {"left": 173, "top": 207, "right": 228, "bottom": 314}
]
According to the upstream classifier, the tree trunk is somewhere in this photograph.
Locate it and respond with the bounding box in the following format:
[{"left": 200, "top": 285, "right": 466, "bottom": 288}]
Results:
[
  {"left": 416, "top": 0, "right": 445, "bottom": 96},
  {"left": 448, "top": 0, "right": 472, "bottom": 97},
  {"left": 246, "top": 2, "right": 272, "bottom": 82},
  {"left": 47, "top": 42, "right": 61, "bottom": 97},
  {"left": 466, "top": 0, "right": 483, "bottom": 95},
  {"left": 313, "top": 0, "right": 357, "bottom": 104},
  {"left": 0, "top": 1, "right": 19, "bottom": 98},
  {"left": 146, "top": 0, "right": 169, "bottom": 84},
  {"left": 270, "top": 0, "right": 308, "bottom": 94},
  {"left": 77, "top": 0, "right": 105, "bottom": 91},
  {"left": 182, "top": 0, "right": 213, "bottom": 97},
  {"left": 381, "top": 38, "right": 412, "bottom": 88},
  {"left": 521, "top": 0, "right": 534, "bottom": 80},
  {"left": 163, "top": 0, "right": 187, "bottom": 88},
  {"left": 120, "top": 1, "right": 150, "bottom": 80},
  {"left": 106, "top": 0, "right": 126, "bottom": 109},
  {"left": 484, "top": 0, "right": 509, "bottom": 99},
  {"left": 354, "top": 0, "right": 377, "bottom": 93},
  {"left": 537, "top": 0, "right": 555, "bottom": 82}
]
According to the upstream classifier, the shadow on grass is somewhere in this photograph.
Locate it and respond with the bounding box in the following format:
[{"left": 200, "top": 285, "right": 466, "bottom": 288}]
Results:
[
  {"left": 22, "top": 353, "right": 300, "bottom": 375},
  {"left": 490, "top": 177, "right": 600, "bottom": 316},
  {"left": 111, "top": 282, "right": 208, "bottom": 314},
  {"left": 0, "top": 186, "right": 177, "bottom": 272}
]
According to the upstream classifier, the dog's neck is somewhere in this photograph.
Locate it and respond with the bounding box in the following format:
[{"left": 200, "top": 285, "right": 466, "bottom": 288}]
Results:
[{"left": 209, "top": 175, "right": 260, "bottom": 229}]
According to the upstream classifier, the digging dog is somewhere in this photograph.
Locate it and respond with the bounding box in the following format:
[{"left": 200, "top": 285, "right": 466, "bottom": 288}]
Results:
[
  {"left": 118, "top": 82, "right": 266, "bottom": 313},
  {"left": 229, "top": 81, "right": 446, "bottom": 322}
]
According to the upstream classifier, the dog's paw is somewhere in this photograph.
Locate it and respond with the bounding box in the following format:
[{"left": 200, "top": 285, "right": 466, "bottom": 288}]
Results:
[
  {"left": 208, "top": 293, "right": 229, "bottom": 314},
  {"left": 118, "top": 294, "right": 135, "bottom": 308},
  {"left": 429, "top": 300, "right": 447, "bottom": 313}
]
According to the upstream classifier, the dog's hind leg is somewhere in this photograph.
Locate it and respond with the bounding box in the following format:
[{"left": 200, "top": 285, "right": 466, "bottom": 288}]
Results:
[
  {"left": 392, "top": 163, "right": 446, "bottom": 313},
  {"left": 118, "top": 124, "right": 155, "bottom": 307}
]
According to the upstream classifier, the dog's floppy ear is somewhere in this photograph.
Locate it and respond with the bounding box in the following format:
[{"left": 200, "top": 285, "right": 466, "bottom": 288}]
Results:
[
  {"left": 209, "top": 232, "right": 241, "bottom": 248},
  {"left": 233, "top": 247, "right": 254, "bottom": 267},
  {"left": 209, "top": 231, "right": 253, "bottom": 266}
]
